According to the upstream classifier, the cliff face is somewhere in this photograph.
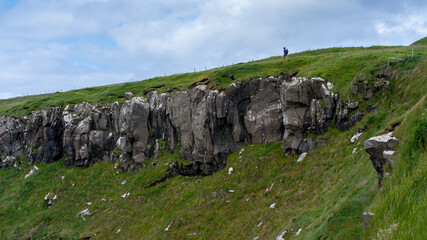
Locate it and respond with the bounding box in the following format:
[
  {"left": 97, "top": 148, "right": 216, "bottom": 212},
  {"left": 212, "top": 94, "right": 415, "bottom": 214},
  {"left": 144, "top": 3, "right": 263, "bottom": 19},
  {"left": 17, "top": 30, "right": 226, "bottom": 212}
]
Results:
[{"left": 0, "top": 77, "right": 362, "bottom": 175}]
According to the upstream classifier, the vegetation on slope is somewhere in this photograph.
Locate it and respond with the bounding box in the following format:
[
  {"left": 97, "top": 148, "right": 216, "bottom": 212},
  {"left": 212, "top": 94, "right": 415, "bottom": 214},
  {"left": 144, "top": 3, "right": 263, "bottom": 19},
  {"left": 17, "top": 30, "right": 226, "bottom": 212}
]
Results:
[
  {"left": 1, "top": 45, "right": 425, "bottom": 117},
  {"left": 0, "top": 39, "right": 426, "bottom": 239},
  {"left": 365, "top": 59, "right": 427, "bottom": 240},
  {"left": 411, "top": 36, "right": 427, "bottom": 46}
]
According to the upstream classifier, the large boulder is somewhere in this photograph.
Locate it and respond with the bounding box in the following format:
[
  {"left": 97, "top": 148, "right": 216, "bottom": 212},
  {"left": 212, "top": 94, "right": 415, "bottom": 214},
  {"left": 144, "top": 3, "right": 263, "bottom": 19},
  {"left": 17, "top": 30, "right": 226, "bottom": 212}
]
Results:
[{"left": 364, "top": 132, "right": 399, "bottom": 187}]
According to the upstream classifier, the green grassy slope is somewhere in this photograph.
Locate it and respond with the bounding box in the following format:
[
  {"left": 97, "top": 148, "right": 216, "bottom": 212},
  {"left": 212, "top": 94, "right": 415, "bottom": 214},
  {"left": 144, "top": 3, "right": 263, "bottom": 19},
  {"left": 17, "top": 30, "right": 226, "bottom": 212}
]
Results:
[
  {"left": 1, "top": 45, "right": 425, "bottom": 117},
  {"left": 411, "top": 37, "right": 427, "bottom": 46},
  {"left": 0, "top": 40, "right": 426, "bottom": 239}
]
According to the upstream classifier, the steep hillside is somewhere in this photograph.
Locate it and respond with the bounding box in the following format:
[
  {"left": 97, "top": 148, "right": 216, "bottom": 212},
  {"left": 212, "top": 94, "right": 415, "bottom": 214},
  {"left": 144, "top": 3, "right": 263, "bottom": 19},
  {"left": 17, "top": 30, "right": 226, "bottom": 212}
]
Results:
[{"left": 0, "top": 41, "right": 426, "bottom": 239}]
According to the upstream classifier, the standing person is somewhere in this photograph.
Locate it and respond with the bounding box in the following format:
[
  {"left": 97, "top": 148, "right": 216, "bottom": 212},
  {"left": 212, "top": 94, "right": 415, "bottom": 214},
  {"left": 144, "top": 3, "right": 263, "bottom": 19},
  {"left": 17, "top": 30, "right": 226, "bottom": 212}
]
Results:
[{"left": 283, "top": 47, "right": 289, "bottom": 59}]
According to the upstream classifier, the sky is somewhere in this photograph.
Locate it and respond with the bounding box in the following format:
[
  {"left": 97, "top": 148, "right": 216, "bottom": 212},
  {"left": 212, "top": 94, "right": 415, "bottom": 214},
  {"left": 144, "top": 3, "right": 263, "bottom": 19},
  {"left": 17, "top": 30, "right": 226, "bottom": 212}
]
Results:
[{"left": 0, "top": 0, "right": 426, "bottom": 99}]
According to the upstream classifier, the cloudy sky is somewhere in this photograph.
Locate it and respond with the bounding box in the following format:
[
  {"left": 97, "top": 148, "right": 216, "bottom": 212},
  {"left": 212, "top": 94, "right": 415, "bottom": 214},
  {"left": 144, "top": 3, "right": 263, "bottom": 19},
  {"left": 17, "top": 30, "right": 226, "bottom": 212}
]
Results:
[{"left": 0, "top": 0, "right": 426, "bottom": 99}]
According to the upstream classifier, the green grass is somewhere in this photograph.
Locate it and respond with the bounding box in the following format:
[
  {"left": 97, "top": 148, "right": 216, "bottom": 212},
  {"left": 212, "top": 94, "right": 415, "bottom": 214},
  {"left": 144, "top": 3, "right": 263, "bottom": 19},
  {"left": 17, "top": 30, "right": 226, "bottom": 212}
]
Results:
[
  {"left": 411, "top": 37, "right": 427, "bottom": 46},
  {"left": 1, "top": 44, "right": 427, "bottom": 117},
  {"left": 365, "top": 97, "right": 427, "bottom": 240},
  {"left": 1, "top": 38, "right": 427, "bottom": 239}
]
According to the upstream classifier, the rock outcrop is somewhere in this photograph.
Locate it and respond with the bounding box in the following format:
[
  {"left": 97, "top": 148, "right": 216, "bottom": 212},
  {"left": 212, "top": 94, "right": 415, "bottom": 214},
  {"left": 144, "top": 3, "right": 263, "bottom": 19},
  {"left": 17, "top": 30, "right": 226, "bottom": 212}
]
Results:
[
  {"left": 364, "top": 132, "right": 399, "bottom": 187},
  {"left": 0, "top": 77, "right": 364, "bottom": 176},
  {"left": 281, "top": 77, "right": 337, "bottom": 155}
]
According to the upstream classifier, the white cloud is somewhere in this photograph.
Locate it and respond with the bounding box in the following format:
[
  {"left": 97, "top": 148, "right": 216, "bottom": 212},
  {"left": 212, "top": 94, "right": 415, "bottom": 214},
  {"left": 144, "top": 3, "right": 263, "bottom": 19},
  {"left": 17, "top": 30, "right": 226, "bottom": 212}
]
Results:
[
  {"left": 0, "top": 0, "right": 426, "bottom": 99},
  {"left": 375, "top": 13, "right": 427, "bottom": 36}
]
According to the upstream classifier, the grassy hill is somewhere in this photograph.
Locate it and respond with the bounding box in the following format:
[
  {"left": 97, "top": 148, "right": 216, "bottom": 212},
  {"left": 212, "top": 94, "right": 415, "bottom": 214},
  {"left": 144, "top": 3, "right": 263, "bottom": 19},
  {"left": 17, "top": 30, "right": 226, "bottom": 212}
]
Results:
[
  {"left": 0, "top": 40, "right": 426, "bottom": 239},
  {"left": 411, "top": 37, "right": 427, "bottom": 46}
]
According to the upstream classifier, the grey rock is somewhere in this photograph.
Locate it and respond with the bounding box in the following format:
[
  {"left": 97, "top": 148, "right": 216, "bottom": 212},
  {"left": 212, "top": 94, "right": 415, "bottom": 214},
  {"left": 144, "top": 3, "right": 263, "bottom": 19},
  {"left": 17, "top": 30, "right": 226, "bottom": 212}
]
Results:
[
  {"left": 281, "top": 77, "right": 336, "bottom": 155},
  {"left": 0, "top": 76, "right": 351, "bottom": 177},
  {"left": 348, "top": 101, "right": 359, "bottom": 110},
  {"left": 125, "top": 91, "right": 134, "bottom": 99},
  {"left": 351, "top": 111, "right": 363, "bottom": 125},
  {"left": 364, "top": 132, "right": 399, "bottom": 187},
  {"left": 367, "top": 104, "right": 377, "bottom": 112},
  {"left": 351, "top": 84, "right": 367, "bottom": 96},
  {"left": 1, "top": 156, "right": 16, "bottom": 169},
  {"left": 363, "top": 212, "right": 374, "bottom": 232}
]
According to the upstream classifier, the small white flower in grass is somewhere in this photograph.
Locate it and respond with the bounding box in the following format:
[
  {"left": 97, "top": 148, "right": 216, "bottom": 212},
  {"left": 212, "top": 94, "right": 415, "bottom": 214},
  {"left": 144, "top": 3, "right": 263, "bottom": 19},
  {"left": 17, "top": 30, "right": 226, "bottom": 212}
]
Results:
[
  {"left": 270, "top": 203, "right": 276, "bottom": 208},
  {"left": 228, "top": 189, "right": 235, "bottom": 193},
  {"left": 228, "top": 167, "right": 233, "bottom": 175},
  {"left": 295, "top": 228, "right": 302, "bottom": 236},
  {"left": 352, "top": 148, "right": 357, "bottom": 154},
  {"left": 257, "top": 222, "right": 263, "bottom": 227},
  {"left": 164, "top": 224, "right": 171, "bottom": 231},
  {"left": 61, "top": 176, "right": 65, "bottom": 183},
  {"left": 253, "top": 236, "right": 259, "bottom": 240},
  {"left": 87, "top": 201, "right": 92, "bottom": 205},
  {"left": 121, "top": 179, "right": 127, "bottom": 185},
  {"left": 116, "top": 228, "right": 121, "bottom": 233}
]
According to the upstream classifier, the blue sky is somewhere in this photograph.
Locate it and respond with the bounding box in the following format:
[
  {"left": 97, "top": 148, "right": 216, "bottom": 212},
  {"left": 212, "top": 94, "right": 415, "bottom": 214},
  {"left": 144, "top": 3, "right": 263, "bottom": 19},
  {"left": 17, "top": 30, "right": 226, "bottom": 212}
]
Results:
[{"left": 0, "top": 0, "right": 426, "bottom": 99}]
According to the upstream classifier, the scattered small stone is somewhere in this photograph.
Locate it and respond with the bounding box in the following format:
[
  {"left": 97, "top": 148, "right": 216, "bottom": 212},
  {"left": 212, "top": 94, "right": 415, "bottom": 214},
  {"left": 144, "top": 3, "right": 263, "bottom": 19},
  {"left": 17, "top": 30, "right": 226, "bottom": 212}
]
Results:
[
  {"left": 228, "top": 189, "right": 235, "bottom": 193},
  {"left": 125, "top": 91, "right": 134, "bottom": 99},
  {"left": 269, "top": 203, "right": 276, "bottom": 209},
  {"left": 377, "top": 223, "right": 398, "bottom": 238},
  {"left": 77, "top": 209, "right": 90, "bottom": 220},
  {"left": 24, "top": 165, "right": 39, "bottom": 179},
  {"left": 351, "top": 132, "right": 363, "bottom": 143},
  {"left": 87, "top": 201, "right": 92, "bottom": 206},
  {"left": 239, "top": 148, "right": 244, "bottom": 155},
  {"left": 276, "top": 231, "right": 287, "bottom": 240},
  {"left": 295, "top": 228, "right": 302, "bottom": 236},
  {"left": 44, "top": 192, "right": 57, "bottom": 208},
  {"left": 228, "top": 167, "right": 233, "bottom": 175},
  {"left": 72, "top": 182, "right": 75, "bottom": 187},
  {"left": 297, "top": 153, "right": 307, "bottom": 162},
  {"left": 266, "top": 182, "right": 274, "bottom": 192}
]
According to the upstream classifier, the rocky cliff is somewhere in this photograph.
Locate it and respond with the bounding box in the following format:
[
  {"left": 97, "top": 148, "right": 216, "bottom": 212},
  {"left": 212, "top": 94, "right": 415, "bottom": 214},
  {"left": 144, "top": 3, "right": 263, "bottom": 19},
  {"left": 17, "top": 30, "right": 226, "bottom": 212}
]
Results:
[{"left": 0, "top": 77, "right": 363, "bottom": 175}]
